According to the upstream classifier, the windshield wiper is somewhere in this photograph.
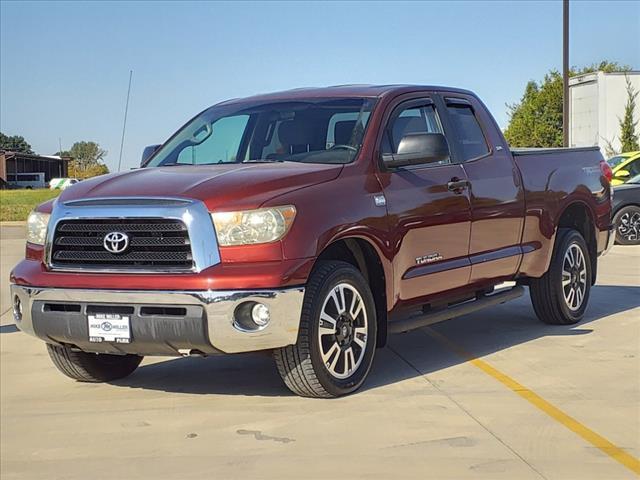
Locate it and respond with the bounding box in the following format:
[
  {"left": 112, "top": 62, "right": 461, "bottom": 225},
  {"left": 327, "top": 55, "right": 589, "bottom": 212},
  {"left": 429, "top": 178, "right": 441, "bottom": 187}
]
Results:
[
  {"left": 156, "top": 159, "right": 288, "bottom": 167},
  {"left": 156, "top": 162, "right": 186, "bottom": 167},
  {"left": 242, "top": 159, "right": 286, "bottom": 163},
  {"left": 157, "top": 161, "right": 227, "bottom": 167}
]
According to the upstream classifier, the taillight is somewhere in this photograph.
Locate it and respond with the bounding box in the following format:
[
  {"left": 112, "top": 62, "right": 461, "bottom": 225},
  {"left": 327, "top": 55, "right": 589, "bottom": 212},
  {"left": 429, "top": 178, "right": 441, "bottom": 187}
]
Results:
[{"left": 600, "top": 161, "right": 613, "bottom": 183}]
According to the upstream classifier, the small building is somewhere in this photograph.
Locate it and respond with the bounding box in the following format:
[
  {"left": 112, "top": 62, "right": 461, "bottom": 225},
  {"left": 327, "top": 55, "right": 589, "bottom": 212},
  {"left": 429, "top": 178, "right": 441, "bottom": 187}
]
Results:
[
  {"left": 569, "top": 71, "right": 640, "bottom": 155},
  {"left": 0, "top": 150, "right": 70, "bottom": 188}
]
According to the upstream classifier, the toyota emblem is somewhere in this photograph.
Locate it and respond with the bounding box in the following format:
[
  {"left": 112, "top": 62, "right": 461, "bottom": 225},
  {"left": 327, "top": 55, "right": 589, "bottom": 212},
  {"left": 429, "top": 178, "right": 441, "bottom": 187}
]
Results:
[{"left": 103, "top": 231, "right": 129, "bottom": 254}]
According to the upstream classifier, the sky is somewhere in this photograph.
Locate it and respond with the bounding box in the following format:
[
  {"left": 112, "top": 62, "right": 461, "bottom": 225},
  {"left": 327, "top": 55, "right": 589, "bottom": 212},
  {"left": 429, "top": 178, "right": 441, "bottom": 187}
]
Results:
[{"left": 1, "top": 0, "right": 639, "bottom": 172}]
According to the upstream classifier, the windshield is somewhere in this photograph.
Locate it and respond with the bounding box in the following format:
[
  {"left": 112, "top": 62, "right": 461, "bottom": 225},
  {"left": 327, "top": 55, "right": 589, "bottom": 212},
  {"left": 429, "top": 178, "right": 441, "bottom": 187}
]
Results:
[
  {"left": 628, "top": 174, "right": 640, "bottom": 184},
  {"left": 607, "top": 155, "right": 628, "bottom": 168},
  {"left": 145, "top": 98, "right": 375, "bottom": 167}
]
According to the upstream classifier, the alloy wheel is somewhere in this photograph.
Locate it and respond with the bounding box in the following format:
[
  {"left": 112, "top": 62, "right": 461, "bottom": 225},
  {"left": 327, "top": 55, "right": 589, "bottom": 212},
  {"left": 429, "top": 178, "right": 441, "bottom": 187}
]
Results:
[
  {"left": 618, "top": 211, "right": 640, "bottom": 242},
  {"left": 317, "top": 283, "right": 368, "bottom": 379},
  {"left": 561, "top": 243, "right": 587, "bottom": 311}
]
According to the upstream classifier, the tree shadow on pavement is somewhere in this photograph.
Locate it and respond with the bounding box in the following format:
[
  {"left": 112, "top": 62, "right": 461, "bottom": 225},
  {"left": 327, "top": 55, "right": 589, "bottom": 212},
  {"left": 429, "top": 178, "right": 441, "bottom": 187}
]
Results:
[{"left": 112, "top": 285, "right": 639, "bottom": 397}]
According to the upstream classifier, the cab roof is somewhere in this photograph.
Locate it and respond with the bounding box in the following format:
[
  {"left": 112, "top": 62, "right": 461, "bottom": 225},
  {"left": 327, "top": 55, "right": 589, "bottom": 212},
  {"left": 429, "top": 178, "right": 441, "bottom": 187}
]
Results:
[{"left": 216, "top": 84, "right": 476, "bottom": 106}]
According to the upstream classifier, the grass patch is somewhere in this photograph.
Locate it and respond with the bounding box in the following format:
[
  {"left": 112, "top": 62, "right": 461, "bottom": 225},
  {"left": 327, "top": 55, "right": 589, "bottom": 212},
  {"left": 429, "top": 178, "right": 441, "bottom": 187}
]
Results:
[{"left": 0, "top": 189, "right": 61, "bottom": 222}]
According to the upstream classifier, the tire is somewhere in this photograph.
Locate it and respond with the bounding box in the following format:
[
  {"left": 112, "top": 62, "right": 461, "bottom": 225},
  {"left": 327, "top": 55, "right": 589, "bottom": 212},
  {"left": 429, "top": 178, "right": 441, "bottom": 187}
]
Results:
[
  {"left": 274, "top": 261, "right": 377, "bottom": 398},
  {"left": 530, "top": 228, "right": 592, "bottom": 325},
  {"left": 47, "top": 343, "right": 143, "bottom": 382},
  {"left": 613, "top": 205, "right": 640, "bottom": 245}
]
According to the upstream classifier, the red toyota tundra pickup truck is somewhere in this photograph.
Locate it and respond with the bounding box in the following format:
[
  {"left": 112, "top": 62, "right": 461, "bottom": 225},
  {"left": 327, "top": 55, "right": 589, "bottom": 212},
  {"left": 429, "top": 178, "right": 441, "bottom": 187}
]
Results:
[{"left": 10, "top": 85, "right": 615, "bottom": 397}]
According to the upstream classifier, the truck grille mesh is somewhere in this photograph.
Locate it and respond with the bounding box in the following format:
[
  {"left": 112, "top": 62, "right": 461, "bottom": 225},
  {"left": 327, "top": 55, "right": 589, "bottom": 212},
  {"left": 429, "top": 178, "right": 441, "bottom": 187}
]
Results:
[{"left": 50, "top": 219, "right": 193, "bottom": 270}]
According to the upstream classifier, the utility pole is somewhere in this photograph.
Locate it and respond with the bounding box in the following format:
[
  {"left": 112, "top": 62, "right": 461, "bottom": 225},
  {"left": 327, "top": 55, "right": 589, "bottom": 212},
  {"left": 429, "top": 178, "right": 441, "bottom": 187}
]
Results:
[
  {"left": 117, "top": 70, "right": 133, "bottom": 172},
  {"left": 563, "top": 0, "right": 569, "bottom": 147}
]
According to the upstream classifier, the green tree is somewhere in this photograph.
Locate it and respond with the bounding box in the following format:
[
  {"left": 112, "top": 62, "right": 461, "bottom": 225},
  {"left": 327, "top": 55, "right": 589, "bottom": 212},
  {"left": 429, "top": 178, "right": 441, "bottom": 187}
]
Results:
[
  {"left": 504, "top": 60, "right": 632, "bottom": 148},
  {"left": 579, "top": 60, "right": 631, "bottom": 74},
  {"left": 505, "top": 72, "right": 564, "bottom": 148},
  {"left": 0, "top": 132, "right": 34, "bottom": 153},
  {"left": 619, "top": 76, "right": 640, "bottom": 153},
  {"left": 57, "top": 141, "right": 109, "bottom": 179}
]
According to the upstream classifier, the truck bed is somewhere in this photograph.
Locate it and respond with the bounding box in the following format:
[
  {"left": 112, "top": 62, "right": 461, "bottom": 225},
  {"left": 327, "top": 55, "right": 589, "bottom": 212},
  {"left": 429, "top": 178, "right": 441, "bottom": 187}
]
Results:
[
  {"left": 511, "top": 146, "right": 600, "bottom": 156},
  {"left": 511, "top": 144, "right": 608, "bottom": 279}
]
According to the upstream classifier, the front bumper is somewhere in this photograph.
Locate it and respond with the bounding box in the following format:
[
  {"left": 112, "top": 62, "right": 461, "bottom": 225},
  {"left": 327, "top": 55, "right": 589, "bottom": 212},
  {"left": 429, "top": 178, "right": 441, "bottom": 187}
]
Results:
[{"left": 10, "top": 285, "right": 304, "bottom": 355}]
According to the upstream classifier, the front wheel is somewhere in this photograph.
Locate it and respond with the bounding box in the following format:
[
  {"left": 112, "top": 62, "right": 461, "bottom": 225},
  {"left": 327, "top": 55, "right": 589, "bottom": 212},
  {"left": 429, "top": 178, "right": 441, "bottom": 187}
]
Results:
[
  {"left": 47, "top": 344, "right": 143, "bottom": 382},
  {"left": 274, "top": 261, "right": 377, "bottom": 398},
  {"left": 613, "top": 205, "right": 640, "bottom": 245},
  {"left": 530, "top": 228, "right": 591, "bottom": 325}
]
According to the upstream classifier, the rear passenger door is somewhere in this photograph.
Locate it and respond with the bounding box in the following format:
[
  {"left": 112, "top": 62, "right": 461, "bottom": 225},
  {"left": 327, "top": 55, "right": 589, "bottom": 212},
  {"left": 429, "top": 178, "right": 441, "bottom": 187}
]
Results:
[
  {"left": 443, "top": 95, "right": 525, "bottom": 283},
  {"left": 376, "top": 97, "right": 472, "bottom": 304}
]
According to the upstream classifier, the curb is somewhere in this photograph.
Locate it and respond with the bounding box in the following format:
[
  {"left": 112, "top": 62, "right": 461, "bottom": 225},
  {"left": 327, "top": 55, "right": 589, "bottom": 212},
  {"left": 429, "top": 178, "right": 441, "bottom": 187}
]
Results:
[{"left": 0, "top": 221, "right": 26, "bottom": 226}]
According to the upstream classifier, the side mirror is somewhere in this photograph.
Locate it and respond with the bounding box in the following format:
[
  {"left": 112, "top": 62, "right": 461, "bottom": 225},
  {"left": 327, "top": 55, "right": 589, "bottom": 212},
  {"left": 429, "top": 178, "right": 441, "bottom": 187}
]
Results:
[
  {"left": 381, "top": 133, "right": 450, "bottom": 168},
  {"left": 614, "top": 169, "right": 630, "bottom": 179},
  {"left": 141, "top": 144, "right": 161, "bottom": 166}
]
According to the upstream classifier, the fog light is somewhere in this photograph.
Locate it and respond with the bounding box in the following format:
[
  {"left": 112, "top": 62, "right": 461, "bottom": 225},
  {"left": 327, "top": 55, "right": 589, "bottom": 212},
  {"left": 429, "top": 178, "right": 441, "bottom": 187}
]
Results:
[
  {"left": 233, "top": 301, "right": 271, "bottom": 332},
  {"left": 251, "top": 303, "right": 270, "bottom": 327},
  {"left": 13, "top": 295, "right": 22, "bottom": 322}
]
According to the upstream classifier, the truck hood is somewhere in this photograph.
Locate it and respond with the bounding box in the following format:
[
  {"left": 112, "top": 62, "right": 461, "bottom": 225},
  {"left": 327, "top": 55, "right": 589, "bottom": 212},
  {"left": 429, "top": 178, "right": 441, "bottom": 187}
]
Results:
[{"left": 58, "top": 162, "right": 343, "bottom": 211}]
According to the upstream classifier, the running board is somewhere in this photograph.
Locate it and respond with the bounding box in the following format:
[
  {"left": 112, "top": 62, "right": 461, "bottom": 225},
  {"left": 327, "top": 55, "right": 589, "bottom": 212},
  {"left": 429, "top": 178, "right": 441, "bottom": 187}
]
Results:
[{"left": 388, "top": 286, "right": 525, "bottom": 334}]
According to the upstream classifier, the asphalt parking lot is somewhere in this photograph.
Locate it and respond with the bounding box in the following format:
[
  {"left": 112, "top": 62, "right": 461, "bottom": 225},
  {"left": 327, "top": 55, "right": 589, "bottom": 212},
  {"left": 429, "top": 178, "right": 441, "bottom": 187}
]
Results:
[{"left": 1, "top": 223, "right": 639, "bottom": 480}]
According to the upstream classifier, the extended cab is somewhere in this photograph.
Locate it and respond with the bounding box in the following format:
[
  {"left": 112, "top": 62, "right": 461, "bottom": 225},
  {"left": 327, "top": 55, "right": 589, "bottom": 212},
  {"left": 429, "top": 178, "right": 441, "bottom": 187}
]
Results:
[{"left": 10, "top": 85, "right": 615, "bottom": 397}]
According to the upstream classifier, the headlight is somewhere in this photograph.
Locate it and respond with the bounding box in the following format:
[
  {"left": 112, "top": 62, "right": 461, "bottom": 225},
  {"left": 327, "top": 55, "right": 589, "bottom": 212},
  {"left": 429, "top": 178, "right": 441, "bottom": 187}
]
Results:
[
  {"left": 26, "top": 211, "right": 50, "bottom": 245},
  {"left": 211, "top": 206, "right": 296, "bottom": 246}
]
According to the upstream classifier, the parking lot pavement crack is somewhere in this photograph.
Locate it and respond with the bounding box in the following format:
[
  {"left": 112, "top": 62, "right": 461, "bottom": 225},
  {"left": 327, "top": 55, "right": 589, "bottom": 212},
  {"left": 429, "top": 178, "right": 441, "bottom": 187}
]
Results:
[
  {"left": 388, "top": 435, "right": 476, "bottom": 449},
  {"left": 387, "top": 344, "right": 549, "bottom": 480},
  {"left": 236, "top": 429, "right": 295, "bottom": 444}
]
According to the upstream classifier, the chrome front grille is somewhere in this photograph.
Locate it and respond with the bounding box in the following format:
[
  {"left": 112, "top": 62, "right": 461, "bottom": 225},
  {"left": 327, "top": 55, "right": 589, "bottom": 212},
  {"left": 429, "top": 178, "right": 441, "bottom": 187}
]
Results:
[
  {"left": 45, "top": 197, "right": 220, "bottom": 273},
  {"left": 50, "top": 219, "right": 193, "bottom": 270}
]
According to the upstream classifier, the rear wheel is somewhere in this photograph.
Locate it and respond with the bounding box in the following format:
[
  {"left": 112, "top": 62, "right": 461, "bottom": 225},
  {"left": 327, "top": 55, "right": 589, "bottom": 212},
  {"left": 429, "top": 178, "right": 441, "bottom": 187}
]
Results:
[
  {"left": 274, "top": 261, "right": 377, "bottom": 398},
  {"left": 530, "top": 228, "right": 591, "bottom": 325},
  {"left": 47, "top": 344, "right": 142, "bottom": 382},
  {"left": 613, "top": 205, "right": 640, "bottom": 245}
]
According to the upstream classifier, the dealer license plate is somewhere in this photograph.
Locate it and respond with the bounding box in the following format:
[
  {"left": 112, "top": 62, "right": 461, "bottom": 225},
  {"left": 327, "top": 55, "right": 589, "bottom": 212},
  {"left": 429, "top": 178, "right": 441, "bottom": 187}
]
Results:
[{"left": 88, "top": 313, "right": 131, "bottom": 343}]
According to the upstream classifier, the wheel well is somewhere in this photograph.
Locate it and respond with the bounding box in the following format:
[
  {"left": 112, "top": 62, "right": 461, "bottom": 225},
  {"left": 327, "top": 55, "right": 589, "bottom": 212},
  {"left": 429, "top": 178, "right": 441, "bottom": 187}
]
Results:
[
  {"left": 316, "top": 239, "right": 388, "bottom": 347},
  {"left": 557, "top": 203, "right": 597, "bottom": 284},
  {"left": 614, "top": 203, "right": 640, "bottom": 217}
]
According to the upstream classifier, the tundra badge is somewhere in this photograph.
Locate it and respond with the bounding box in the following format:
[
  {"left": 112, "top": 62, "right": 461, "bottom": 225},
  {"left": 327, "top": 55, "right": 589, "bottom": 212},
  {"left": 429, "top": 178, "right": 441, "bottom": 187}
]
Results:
[{"left": 416, "top": 253, "right": 443, "bottom": 265}]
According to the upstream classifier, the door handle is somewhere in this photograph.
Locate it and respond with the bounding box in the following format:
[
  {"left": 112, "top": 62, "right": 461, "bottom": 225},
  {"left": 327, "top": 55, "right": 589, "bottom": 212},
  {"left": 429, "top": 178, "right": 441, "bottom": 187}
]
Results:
[{"left": 447, "top": 178, "right": 470, "bottom": 192}]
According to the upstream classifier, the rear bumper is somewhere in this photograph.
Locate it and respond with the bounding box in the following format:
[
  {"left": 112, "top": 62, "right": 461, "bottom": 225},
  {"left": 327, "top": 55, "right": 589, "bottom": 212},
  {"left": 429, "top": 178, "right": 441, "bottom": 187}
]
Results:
[
  {"left": 10, "top": 284, "right": 304, "bottom": 355},
  {"left": 600, "top": 224, "right": 616, "bottom": 257}
]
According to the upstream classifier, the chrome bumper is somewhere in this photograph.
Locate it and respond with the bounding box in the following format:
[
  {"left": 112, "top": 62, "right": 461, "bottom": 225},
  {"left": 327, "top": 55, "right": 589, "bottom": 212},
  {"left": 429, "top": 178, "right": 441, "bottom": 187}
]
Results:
[{"left": 10, "top": 284, "right": 304, "bottom": 355}]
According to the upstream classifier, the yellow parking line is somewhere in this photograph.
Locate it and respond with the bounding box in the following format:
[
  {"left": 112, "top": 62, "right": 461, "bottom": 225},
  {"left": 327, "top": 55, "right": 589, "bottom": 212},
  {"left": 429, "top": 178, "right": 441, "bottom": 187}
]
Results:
[{"left": 424, "top": 327, "right": 640, "bottom": 476}]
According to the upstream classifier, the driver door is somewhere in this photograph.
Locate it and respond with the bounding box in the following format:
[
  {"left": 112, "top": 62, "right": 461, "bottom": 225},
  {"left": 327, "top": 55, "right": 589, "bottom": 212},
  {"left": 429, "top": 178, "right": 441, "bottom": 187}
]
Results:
[{"left": 376, "top": 97, "right": 472, "bottom": 304}]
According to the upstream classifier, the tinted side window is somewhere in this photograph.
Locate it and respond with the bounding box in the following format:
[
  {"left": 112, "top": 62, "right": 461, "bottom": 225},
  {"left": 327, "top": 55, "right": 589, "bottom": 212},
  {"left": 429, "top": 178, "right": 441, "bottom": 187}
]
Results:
[
  {"left": 382, "top": 104, "right": 444, "bottom": 157},
  {"left": 446, "top": 104, "right": 489, "bottom": 161}
]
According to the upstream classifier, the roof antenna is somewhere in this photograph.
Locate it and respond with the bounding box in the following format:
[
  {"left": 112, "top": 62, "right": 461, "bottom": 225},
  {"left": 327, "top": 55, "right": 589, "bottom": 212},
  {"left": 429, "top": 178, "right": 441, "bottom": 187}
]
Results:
[{"left": 117, "top": 70, "right": 133, "bottom": 172}]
